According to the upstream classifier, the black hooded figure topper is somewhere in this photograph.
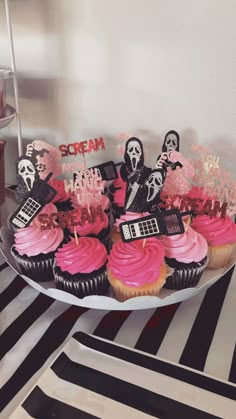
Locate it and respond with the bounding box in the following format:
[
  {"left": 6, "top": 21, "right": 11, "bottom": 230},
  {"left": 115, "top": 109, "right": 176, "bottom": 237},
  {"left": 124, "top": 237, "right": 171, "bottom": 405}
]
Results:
[
  {"left": 162, "top": 130, "right": 180, "bottom": 153},
  {"left": 15, "top": 156, "right": 40, "bottom": 204},
  {"left": 120, "top": 137, "right": 151, "bottom": 212},
  {"left": 135, "top": 168, "right": 167, "bottom": 213},
  {"left": 156, "top": 130, "right": 183, "bottom": 171}
]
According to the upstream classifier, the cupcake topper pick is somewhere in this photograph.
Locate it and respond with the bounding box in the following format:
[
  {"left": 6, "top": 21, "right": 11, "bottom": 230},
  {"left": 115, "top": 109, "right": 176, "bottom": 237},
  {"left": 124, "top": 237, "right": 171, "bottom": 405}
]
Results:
[
  {"left": 120, "top": 137, "right": 152, "bottom": 212},
  {"left": 10, "top": 173, "right": 57, "bottom": 229},
  {"left": 74, "top": 226, "right": 79, "bottom": 246},
  {"left": 119, "top": 209, "right": 191, "bottom": 243}
]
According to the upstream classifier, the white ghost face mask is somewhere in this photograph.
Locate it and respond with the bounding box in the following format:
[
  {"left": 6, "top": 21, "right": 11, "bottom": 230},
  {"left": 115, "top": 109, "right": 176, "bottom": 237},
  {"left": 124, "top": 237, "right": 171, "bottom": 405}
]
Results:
[
  {"left": 145, "top": 171, "right": 163, "bottom": 202},
  {"left": 18, "top": 159, "right": 36, "bottom": 191},
  {"left": 127, "top": 140, "right": 142, "bottom": 171}
]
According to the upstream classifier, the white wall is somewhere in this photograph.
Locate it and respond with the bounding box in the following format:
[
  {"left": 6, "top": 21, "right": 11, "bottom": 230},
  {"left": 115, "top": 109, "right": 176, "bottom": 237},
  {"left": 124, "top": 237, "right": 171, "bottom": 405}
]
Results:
[{"left": 1, "top": 0, "right": 236, "bottom": 184}]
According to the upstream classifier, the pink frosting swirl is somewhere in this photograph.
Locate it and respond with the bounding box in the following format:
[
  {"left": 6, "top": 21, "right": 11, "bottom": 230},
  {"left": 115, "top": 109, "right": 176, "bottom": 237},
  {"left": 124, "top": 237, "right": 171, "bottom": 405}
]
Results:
[
  {"left": 161, "top": 225, "right": 208, "bottom": 263},
  {"left": 49, "top": 180, "right": 71, "bottom": 203},
  {"left": 14, "top": 225, "right": 63, "bottom": 257},
  {"left": 69, "top": 210, "right": 109, "bottom": 236},
  {"left": 113, "top": 188, "right": 126, "bottom": 207},
  {"left": 114, "top": 212, "right": 149, "bottom": 232},
  {"left": 55, "top": 237, "right": 107, "bottom": 274},
  {"left": 71, "top": 192, "right": 110, "bottom": 211},
  {"left": 107, "top": 238, "right": 165, "bottom": 287},
  {"left": 191, "top": 215, "right": 236, "bottom": 246}
]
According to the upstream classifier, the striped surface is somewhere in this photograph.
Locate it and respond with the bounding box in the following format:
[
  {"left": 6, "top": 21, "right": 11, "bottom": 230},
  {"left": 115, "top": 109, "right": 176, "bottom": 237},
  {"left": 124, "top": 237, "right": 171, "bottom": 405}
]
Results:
[
  {"left": 0, "top": 251, "right": 236, "bottom": 418},
  {"left": 9, "top": 333, "right": 236, "bottom": 419}
]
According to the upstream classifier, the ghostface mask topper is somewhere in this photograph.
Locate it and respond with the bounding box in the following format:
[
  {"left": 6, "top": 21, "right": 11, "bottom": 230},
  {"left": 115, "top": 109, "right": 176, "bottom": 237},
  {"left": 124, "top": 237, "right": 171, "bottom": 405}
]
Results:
[
  {"left": 156, "top": 130, "right": 183, "bottom": 171},
  {"left": 120, "top": 137, "right": 152, "bottom": 212},
  {"left": 120, "top": 137, "right": 151, "bottom": 184},
  {"left": 141, "top": 168, "right": 167, "bottom": 213},
  {"left": 162, "top": 130, "right": 180, "bottom": 153},
  {"left": 125, "top": 168, "right": 167, "bottom": 213},
  {"left": 15, "top": 156, "right": 40, "bottom": 204}
]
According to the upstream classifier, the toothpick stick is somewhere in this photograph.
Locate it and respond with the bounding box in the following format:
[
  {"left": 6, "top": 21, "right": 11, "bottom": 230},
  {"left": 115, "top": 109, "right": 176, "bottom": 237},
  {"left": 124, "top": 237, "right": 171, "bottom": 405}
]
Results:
[
  {"left": 142, "top": 239, "right": 146, "bottom": 248},
  {"left": 74, "top": 226, "right": 79, "bottom": 246},
  {"left": 185, "top": 215, "right": 192, "bottom": 232}
]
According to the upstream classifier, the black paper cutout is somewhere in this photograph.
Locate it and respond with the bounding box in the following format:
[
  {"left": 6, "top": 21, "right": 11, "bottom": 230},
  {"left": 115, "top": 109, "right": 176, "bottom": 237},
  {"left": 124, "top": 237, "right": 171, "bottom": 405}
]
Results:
[
  {"left": 120, "top": 138, "right": 152, "bottom": 212},
  {"left": 10, "top": 174, "right": 57, "bottom": 228},
  {"left": 73, "top": 161, "right": 118, "bottom": 189},
  {"left": 88, "top": 161, "right": 118, "bottom": 181},
  {"left": 125, "top": 168, "right": 167, "bottom": 213},
  {"left": 15, "top": 156, "right": 40, "bottom": 204},
  {"left": 156, "top": 130, "right": 183, "bottom": 171},
  {"left": 119, "top": 209, "right": 190, "bottom": 243}
]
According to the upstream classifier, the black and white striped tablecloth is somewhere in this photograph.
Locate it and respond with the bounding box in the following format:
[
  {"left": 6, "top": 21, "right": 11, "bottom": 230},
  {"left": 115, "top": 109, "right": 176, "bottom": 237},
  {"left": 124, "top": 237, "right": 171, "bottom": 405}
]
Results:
[{"left": 0, "top": 251, "right": 236, "bottom": 418}]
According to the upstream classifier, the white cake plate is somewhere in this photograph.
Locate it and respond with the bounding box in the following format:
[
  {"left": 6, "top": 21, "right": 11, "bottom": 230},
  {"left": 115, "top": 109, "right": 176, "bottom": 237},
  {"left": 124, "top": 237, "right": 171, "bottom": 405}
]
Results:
[{"left": 1, "top": 221, "right": 235, "bottom": 310}]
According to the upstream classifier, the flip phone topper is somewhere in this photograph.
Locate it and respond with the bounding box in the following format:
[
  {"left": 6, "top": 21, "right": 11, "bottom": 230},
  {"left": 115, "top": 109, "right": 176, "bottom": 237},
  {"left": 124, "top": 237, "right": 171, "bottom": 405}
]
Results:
[
  {"left": 10, "top": 173, "right": 57, "bottom": 228},
  {"left": 119, "top": 209, "right": 190, "bottom": 243}
]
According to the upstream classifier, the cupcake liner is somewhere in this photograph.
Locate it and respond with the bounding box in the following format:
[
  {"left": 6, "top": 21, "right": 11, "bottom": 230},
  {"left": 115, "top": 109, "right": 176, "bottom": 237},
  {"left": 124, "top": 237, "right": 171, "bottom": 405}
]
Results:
[
  {"left": 164, "top": 256, "right": 208, "bottom": 290},
  {"left": 11, "top": 246, "right": 55, "bottom": 282},
  {"left": 207, "top": 243, "right": 235, "bottom": 269},
  {"left": 53, "top": 264, "right": 109, "bottom": 299},
  {"left": 107, "top": 264, "right": 167, "bottom": 302}
]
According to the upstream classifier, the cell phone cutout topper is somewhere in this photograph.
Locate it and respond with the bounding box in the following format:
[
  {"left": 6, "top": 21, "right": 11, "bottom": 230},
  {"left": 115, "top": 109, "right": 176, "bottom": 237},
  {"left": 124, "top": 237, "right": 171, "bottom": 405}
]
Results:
[
  {"left": 10, "top": 174, "right": 57, "bottom": 228},
  {"left": 89, "top": 161, "right": 118, "bottom": 181},
  {"left": 119, "top": 209, "right": 190, "bottom": 243}
]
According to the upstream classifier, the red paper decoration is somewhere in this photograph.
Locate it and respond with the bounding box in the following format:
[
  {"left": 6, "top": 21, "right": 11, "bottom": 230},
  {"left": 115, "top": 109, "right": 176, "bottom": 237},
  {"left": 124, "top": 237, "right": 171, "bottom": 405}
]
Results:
[{"left": 38, "top": 205, "right": 105, "bottom": 230}]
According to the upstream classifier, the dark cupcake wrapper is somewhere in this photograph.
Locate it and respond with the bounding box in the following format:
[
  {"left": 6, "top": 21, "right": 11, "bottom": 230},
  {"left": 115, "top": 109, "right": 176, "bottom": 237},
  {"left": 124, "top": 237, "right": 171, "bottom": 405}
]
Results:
[
  {"left": 53, "top": 263, "right": 109, "bottom": 299},
  {"left": 164, "top": 255, "right": 208, "bottom": 290},
  {"left": 11, "top": 246, "right": 56, "bottom": 282}
]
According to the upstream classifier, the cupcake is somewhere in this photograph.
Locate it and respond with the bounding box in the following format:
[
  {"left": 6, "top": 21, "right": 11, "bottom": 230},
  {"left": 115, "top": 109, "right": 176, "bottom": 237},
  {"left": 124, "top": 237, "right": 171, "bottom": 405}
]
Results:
[
  {"left": 69, "top": 208, "right": 111, "bottom": 250},
  {"left": 54, "top": 237, "right": 109, "bottom": 298},
  {"left": 161, "top": 225, "right": 208, "bottom": 290},
  {"left": 191, "top": 215, "right": 236, "bottom": 269},
  {"left": 11, "top": 223, "right": 63, "bottom": 282},
  {"left": 111, "top": 211, "right": 149, "bottom": 244},
  {"left": 49, "top": 179, "right": 72, "bottom": 211},
  {"left": 107, "top": 238, "right": 167, "bottom": 301}
]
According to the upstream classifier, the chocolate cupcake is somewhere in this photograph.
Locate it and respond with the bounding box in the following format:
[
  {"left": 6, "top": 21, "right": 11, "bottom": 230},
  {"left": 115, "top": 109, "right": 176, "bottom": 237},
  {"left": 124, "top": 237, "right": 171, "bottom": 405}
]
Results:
[
  {"left": 11, "top": 223, "right": 64, "bottom": 282},
  {"left": 161, "top": 225, "right": 208, "bottom": 290},
  {"left": 53, "top": 237, "right": 109, "bottom": 298}
]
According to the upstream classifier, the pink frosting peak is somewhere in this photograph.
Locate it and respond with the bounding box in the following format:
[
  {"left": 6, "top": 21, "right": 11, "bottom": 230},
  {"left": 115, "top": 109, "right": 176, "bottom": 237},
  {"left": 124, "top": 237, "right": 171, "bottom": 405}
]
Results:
[
  {"left": 14, "top": 224, "right": 63, "bottom": 257},
  {"left": 69, "top": 210, "right": 109, "bottom": 236},
  {"left": 107, "top": 238, "right": 165, "bottom": 287},
  {"left": 49, "top": 179, "right": 71, "bottom": 203},
  {"left": 114, "top": 212, "right": 149, "bottom": 232},
  {"left": 191, "top": 215, "right": 236, "bottom": 246},
  {"left": 113, "top": 188, "right": 126, "bottom": 207},
  {"left": 161, "top": 225, "right": 208, "bottom": 263},
  {"left": 71, "top": 191, "right": 110, "bottom": 211},
  {"left": 55, "top": 237, "right": 107, "bottom": 274}
]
